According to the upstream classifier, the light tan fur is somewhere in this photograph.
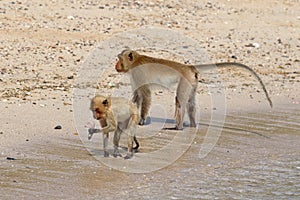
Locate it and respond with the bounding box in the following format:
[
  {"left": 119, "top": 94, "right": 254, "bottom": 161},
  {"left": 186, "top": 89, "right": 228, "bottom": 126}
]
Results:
[
  {"left": 89, "top": 95, "right": 139, "bottom": 159},
  {"left": 115, "top": 48, "right": 272, "bottom": 130}
]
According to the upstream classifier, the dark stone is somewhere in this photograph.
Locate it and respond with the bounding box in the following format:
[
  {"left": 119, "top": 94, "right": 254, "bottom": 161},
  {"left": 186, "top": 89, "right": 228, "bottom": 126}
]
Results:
[{"left": 54, "top": 125, "right": 62, "bottom": 130}]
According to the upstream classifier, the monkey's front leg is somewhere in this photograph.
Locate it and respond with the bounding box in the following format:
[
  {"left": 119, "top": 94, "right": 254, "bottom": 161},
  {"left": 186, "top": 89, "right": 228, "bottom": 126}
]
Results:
[
  {"left": 99, "top": 118, "right": 112, "bottom": 157},
  {"left": 103, "top": 132, "right": 109, "bottom": 157},
  {"left": 140, "top": 86, "right": 151, "bottom": 126},
  {"left": 133, "top": 86, "right": 151, "bottom": 126}
]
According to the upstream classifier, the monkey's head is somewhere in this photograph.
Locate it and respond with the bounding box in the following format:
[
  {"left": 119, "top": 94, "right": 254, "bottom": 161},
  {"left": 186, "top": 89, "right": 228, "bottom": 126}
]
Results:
[
  {"left": 90, "top": 95, "right": 112, "bottom": 120},
  {"left": 115, "top": 49, "right": 138, "bottom": 72}
]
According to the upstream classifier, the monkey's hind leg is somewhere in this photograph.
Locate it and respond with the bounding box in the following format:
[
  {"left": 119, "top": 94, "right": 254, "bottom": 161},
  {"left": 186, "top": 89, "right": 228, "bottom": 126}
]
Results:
[
  {"left": 187, "top": 87, "right": 197, "bottom": 127},
  {"left": 124, "top": 115, "right": 138, "bottom": 159},
  {"left": 124, "top": 136, "right": 134, "bottom": 159},
  {"left": 112, "top": 127, "right": 122, "bottom": 157},
  {"left": 175, "top": 79, "right": 194, "bottom": 130},
  {"left": 174, "top": 96, "right": 184, "bottom": 130}
]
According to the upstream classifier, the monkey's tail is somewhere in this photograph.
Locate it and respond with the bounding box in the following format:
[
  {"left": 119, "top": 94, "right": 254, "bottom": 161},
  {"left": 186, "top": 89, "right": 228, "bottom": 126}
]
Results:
[
  {"left": 195, "top": 62, "right": 273, "bottom": 108},
  {"left": 133, "top": 136, "right": 139, "bottom": 152}
]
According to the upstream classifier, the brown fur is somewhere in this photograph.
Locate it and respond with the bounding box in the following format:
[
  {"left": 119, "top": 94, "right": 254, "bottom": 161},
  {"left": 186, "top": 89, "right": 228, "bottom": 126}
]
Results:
[
  {"left": 90, "top": 95, "right": 139, "bottom": 159},
  {"left": 115, "top": 49, "right": 272, "bottom": 129}
]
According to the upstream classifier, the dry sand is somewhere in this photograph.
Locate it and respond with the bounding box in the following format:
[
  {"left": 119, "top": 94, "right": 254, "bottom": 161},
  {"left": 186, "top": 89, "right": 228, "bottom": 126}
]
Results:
[{"left": 0, "top": 0, "right": 299, "bottom": 199}]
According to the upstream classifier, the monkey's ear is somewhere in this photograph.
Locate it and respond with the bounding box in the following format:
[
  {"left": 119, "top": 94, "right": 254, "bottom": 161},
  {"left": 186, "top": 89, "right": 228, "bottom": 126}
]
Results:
[
  {"left": 102, "top": 99, "right": 109, "bottom": 107},
  {"left": 128, "top": 52, "right": 134, "bottom": 61}
]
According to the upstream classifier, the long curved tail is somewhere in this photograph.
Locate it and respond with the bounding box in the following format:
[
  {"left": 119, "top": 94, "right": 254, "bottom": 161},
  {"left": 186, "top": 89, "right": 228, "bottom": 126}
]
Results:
[{"left": 195, "top": 62, "right": 273, "bottom": 108}]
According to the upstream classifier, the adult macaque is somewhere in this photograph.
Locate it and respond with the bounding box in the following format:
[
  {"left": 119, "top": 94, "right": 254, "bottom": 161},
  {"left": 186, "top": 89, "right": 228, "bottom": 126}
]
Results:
[
  {"left": 88, "top": 95, "right": 139, "bottom": 159},
  {"left": 115, "top": 48, "right": 272, "bottom": 129}
]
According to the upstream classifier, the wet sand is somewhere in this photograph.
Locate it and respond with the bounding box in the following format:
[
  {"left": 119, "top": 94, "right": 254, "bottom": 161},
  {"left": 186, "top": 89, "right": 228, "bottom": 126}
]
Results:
[{"left": 1, "top": 103, "right": 299, "bottom": 199}]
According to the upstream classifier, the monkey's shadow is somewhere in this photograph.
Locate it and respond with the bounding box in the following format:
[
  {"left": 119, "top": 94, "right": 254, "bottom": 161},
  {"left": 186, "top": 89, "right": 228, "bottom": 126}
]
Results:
[
  {"left": 89, "top": 148, "right": 138, "bottom": 157},
  {"left": 87, "top": 116, "right": 268, "bottom": 158},
  {"left": 144, "top": 116, "right": 269, "bottom": 137},
  {"left": 144, "top": 116, "right": 176, "bottom": 125},
  {"left": 144, "top": 116, "right": 191, "bottom": 129}
]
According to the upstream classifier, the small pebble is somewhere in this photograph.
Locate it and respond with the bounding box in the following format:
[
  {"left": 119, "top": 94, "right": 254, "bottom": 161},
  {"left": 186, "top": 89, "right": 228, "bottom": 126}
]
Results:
[
  {"left": 6, "top": 157, "right": 16, "bottom": 160},
  {"left": 54, "top": 125, "right": 62, "bottom": 130},
  {"left": 252, "top": 43, "right": 260, "bottom": 48}
]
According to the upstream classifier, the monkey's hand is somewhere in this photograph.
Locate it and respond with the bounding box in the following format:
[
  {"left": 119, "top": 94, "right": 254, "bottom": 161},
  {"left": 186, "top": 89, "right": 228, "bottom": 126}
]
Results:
[
  {"left": 87, "top": 128, "right": 103, "bottom": 140},
  {"left": 85, "top": 121, "right": 98, "bottom": 140},
  {"left": 124, "top": 152, "right": 133, "bottom": 159},
  {"left": 88, "top": 128, "right": 96, "bottom": 140}
]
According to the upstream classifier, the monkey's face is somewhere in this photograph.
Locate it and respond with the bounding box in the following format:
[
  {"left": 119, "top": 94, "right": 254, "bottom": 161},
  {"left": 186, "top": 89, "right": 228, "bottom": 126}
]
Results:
[
  {"left": 92, "top": 108, "right": 106, "bottom": 120},
  {"left": 90, "top": 96, "right": 111, "bottom": 120},
  {"left": 115, "top": 49, "right": 135, "bottom": 72}
]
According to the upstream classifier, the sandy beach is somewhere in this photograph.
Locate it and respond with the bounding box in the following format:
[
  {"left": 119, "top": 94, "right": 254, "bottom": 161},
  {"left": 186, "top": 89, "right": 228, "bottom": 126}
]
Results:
[{"left": 1, "top": 0, "right": 299, "bottom": 199}]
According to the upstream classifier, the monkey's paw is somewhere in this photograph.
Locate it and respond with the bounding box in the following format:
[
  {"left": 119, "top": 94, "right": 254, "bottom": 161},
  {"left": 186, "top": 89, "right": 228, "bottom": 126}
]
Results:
[
  {"left": 85, "top": 122, "right": 96, "bottom": 140},
  {"left": 113, "top": 151, "right": 122, "bottom": 158},
  {"left": 104, "top": 151, "right": 109, "bottom": 157},
  {"left": 124, "top": 153, "right": 133, "bottom": 159},
  {"left": 87, "top": 128, "right": 97, "bottom": 140},
  {"left": 138, "top": 118, "right": 145, "bottom": 126}
]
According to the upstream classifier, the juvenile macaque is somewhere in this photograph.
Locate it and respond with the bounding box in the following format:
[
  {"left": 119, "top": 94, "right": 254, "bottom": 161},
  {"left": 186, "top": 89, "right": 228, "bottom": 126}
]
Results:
[
  {"left": 115, "top": 48, "right": 272, "bottom": 129},
  {"left": 88, "top": 95, "right": 139, "bottom": 159}
]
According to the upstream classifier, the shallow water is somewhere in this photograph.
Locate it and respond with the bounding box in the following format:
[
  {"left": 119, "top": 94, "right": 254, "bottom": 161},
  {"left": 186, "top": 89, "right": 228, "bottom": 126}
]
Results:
[{"left": 1, "top": 104, "right": 299, "bottom": 199}]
